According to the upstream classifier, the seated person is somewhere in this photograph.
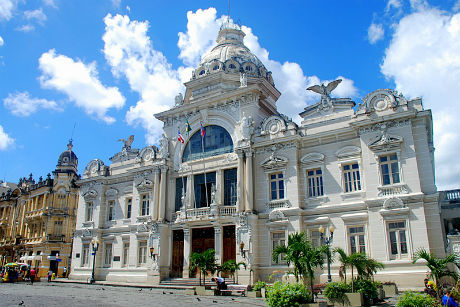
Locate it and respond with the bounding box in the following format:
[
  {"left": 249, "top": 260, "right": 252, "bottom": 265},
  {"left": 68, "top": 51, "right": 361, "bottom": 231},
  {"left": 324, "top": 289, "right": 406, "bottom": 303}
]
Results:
[
  {"left": 211, "top": 277, "right": 227, "bottom": 290},
  {"left": 442, "top": 288, "right": 459, "bottom": 307}
]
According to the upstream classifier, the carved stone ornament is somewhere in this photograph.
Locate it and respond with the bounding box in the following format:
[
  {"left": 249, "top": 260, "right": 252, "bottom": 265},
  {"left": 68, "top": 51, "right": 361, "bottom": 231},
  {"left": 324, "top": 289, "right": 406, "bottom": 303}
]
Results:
[
  {"left": 260, "top": 150, "right": 288, "bottom": 170},
  {"left": 336, "top": 146, "right": 362, "bottom": 159},
  {"left": 239, "top": 113, "right": 254, "bottom": 142},
  {"left": 139, "top": 146, "right": 157, "bottom": 162},
  {"left": 383, "top": 197, "right": 405, "bottom": 210},
  {"left": 174, "top": 93, "right": 184, "bottom": 107},
  {"left": 105, "top": 188, "right": 118, "bottom": 197},
  {"left": 158, "top": 133, "right": 169, "bottom": 159},
  {"left": 84, "top": 159, "right": 105, "bottom": 176},
  {"left": 137, "top": 223, "right": 148, "bottom": 233},
  {"left": 237, "top": 212, "right": 248, "bottom": 227},
  {"left": 83, "top": 189, "right": 98, "bottom": 200},
  {"left": 149, "top": 221, "right": 159, "bottom": 234},
  {"left": 260, "top": 115, "right": 287, "bottom": 136},
  {"left": 82, "top": 228, "right": 92, "bottom": 237},
  {"left": 300, "top": 152, "right": 325, "bottom": 165},
  {"left": 269, "top": 209, "right": 286, "bottom": 222},
  {"left": 136, "top": 178, "right": 153, "bottom": 192},
  {"left": 224, "top": 152, "right": 238, "bottom": 163},
  {"left": 368, "top": 124, "right": 403, "bottom": 151},
  {"left": 358, "top": 89, "right": 401, "bottom": 115}
]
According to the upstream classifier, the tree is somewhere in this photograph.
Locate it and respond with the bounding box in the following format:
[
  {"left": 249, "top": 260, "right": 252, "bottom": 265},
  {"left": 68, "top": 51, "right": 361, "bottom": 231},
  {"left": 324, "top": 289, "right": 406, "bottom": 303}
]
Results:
[
  {"left": 219, "top": 259, "right": 246, "bottom": 283},
  {"left": 334, "top": 248, "right": 350, "bottom": 283},
  {"left": 348, "top": 253, "right": 367, "bottom": 292},
  {"left": 189, "top": 249, "right": 218, "bottom": 286},
  {"left": 272, "top": 232, "right": 326, "bottom": 302},
  {"left": 413, "top": 248, "right": 458, "bottom": 297}
]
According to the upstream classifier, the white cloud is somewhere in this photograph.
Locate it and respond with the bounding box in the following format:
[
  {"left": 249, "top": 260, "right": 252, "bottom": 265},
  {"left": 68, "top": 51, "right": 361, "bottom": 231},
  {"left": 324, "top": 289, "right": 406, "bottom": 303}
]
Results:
[
  {"left": 0, "top": 35, "right": 3, "bottom": 46},
  {"left": 0, "top": 125, "right": 14, "bottom": 150},
  {"left": 24, "top": 8, "right": 47, "bottom": 24},
  {"left": 42, "top": 0, "right": 57, "bottom": 8},
  {"left": 103, "top": 14, "right": 183, "bottom": 143},
  {"left": 368, "top": 23, "right": 385, "bottom": 44},
  {"left": 111, "top": 0, "right": 121, "bottom": 8},
  {"left": 381, "top": 8, "right": 460, "bottom": 189},
  {"left": 38, "top": 49, "right": 125, "bottom": 124},
  {"left": 16, "top": 24, "right": 34, "bottom": 32},
  {"left": 0, "top": 0, "right": 15, "bottom": 21},
  {"left": 3, "top": 91, "right": 61, "bottom": 117},
  {"left": 177, "top": 8, "right": 221, "bottom": 67}
]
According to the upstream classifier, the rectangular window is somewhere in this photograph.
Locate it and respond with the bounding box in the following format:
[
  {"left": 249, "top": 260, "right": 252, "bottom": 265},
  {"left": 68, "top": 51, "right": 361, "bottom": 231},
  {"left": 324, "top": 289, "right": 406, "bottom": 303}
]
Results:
[
  {"left": 343, "top": 163, "right": 361, "bottom": 193},
  {"left": 107, "top": 200, "right": 115, "bottom": 221},
  {"left": 194, "top": 172, "right": 216, "bottom": 208},
  {"left": 104, "top": 243, "right": 113, "bottom": 267},
  {"left": 307, "top": 168, "right": 324, "bottom": 197},
  {"left": 140, "top": 194, "right": 150, "bottom": 216},
  {"left": 125, "top": 198, "right": 132, "bottom": 219},
  {"left": 349, "top": 226, "right": 366, "bottom": 254},
  {"left": 270, "top": 172, "right": 285, "bottom": 200},
  {"left": 309, "top": 229, "right": 322, "bottom": 247},
  {"left": 379, "top": 154, "right": 400, "bottom": 185},
  {"left": 82, "top": 244, "right": 90, "bottom": 267},
  {"left": 224, "top": 168, "right": 237, "bottom": 206},
  {"left": 388, "top": 221, "right": 408, "bottom": 258},
  {"left": 271, "top": 232, "right": 286, "bottom": 264},
  {"left": 138, "top": 241, "right": 147, "bottom": 265},
  {"left": 122, "top": 242, "right": 130, "bottom": 267},
  {"left": 54, "top": 221, "right": 63, "bottom": 236},
  {"left": 175, "top": 177, "right": 187, "bottom": 212},
  {"left": 85, "top": 202, "right": 93, "bottom": 222}
]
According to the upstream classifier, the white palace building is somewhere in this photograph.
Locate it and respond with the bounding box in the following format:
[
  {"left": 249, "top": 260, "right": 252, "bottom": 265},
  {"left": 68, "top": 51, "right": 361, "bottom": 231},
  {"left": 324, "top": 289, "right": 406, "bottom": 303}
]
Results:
[{"left": 70, "top": 21, "right": 444, "bottom": 288}]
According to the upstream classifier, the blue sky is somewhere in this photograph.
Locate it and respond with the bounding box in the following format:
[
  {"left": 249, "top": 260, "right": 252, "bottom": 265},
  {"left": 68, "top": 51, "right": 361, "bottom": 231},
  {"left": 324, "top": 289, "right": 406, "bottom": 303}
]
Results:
[{"left": 0, "top": 0, "right": 459, "bottom": 190}]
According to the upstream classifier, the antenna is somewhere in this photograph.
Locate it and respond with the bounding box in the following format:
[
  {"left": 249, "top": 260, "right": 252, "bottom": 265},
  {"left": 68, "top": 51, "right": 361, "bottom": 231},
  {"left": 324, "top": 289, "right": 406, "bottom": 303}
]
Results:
[
  {"left": 70, "top": 122, "right": 76, "bottom": 142},
  {"left": 227, "top": 0, "right": 230, "bottom": 23}
]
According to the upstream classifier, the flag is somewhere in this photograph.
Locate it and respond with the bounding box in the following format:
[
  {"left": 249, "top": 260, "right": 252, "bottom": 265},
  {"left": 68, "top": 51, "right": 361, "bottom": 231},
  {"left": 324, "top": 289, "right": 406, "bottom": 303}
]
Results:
[
  {"left": 177, "top": 130, "right": 185, "bottom": 144},
  {"left": 200, "top": 123, "right": 205, "bottom": 138},
  {"left": 185, "top": 119, "right": 191, "bottom": 134}
]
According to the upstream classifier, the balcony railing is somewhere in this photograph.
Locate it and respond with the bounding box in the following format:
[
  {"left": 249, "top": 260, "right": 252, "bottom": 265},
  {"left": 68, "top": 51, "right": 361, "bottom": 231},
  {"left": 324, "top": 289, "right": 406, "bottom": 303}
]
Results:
[
  {"left": 378, "top": 183, "right": 409, "bottom": 197},
  {"left": 46, "top": 234, "right": 65, "bottom": 242},
  {"left": 446, "top": 190, "right": 460, "bottom": 201},
  {"left": 172, "top": 206, "right": 237, "bottom": 222}
]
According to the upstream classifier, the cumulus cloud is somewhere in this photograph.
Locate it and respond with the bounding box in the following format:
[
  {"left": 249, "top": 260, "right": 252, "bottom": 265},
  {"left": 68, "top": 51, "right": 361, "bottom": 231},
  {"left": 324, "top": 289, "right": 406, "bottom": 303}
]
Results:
[
  {"left": 0, "top": 0, "right": 16, "bottom": 21},
  {"left": 3, "top": 91, "right": 61, "bottom": 117},
  {"left": 111, "top": 0, "right": 121, "bottom": 8},
  {"left": 24, "top": 8, "right": 47, "bottom": 24},
  {"left": 0, "top": 125, "right": 14, "bottom": 150},
  {"left": 368, "top": 23, "right": 385, "bottom": 44},
  {"left": 38, "top": 49, "right": 125, "bottom": 123},
  {"left": 0, "top": 35, "right": 3, "bottom": 46},
  {"left": 102, "top": 14, "right": 183, "bottom": 144},
  {"left": 381, "top": 8, "right": 460, "bottom": 189},
  {"left": 16, "top": 24, "right": 34, "bottom": 32},
  {"left": 42, "top": 0, "right": 57, "bottom": 8}
]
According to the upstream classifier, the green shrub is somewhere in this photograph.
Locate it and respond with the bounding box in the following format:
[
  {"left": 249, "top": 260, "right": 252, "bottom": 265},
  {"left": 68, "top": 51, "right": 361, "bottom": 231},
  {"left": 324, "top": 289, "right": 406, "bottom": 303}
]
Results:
[
  {"left": 253, "top": 280, "right": 267, "bottom": 291},
  {"left": 324, "top": 281, "right": 351, "bottom": 304},
  {"left": 354, "top": 279, "right": 379, "bottom": 305},
  {"left": 265, "top": 281, "right": 312, "bottom": 307},
  {"left": 396, "top": 291, "right": 440, "bottom": 307}
]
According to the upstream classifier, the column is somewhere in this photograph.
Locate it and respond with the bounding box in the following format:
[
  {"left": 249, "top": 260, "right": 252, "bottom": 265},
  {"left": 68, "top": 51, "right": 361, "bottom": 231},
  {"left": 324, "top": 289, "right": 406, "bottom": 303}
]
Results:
[
  {"left": 214, "top": 225, "right": 222, "bottom": 265},
  {"left": 237, "top": 150, "right": 245, "bottom": 212},
  {"left": 245, "top": 149, "right": 254, "bottom": 212},
  {"left": 186, "top": 175, "right": 193, "bottom": 209},
  {"left": 158, "top": 166, "right": 168, "bottom": 221},
  {"left": 152, "top": 168, "right": 160, "bottom": 221},
  {"left": 216, "top": 169, "right": 223, "bottom": 206},
  {"left": 182, "top": 227, "right": 191, "bottom": 278}
]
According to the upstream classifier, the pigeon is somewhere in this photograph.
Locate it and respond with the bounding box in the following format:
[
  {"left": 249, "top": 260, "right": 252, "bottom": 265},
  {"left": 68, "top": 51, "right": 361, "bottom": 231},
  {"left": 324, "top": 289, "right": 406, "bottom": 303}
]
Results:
[
  {"left": 101, "top": 288, "right": 105, "bottom": 290},
  {"left": 149, "top": 288, "right": 152, "bottom": 291},
  {"left": 169, "top": 292, "right": 173, "bottom": 294},
  {"left": 163, "top": 291, "right": 166, "bottom": 294},
  {"left": 196, "top": 297, "right": 201, "bottom": 301},
  {"left": 18, "top": 302, "right": 24, "bottom": 306},
  {"left": 138, "top": 289, "right": 143, "bottom": 292},
  {"left": 213, "top": 300, "right": 217, "bottom": 303}
]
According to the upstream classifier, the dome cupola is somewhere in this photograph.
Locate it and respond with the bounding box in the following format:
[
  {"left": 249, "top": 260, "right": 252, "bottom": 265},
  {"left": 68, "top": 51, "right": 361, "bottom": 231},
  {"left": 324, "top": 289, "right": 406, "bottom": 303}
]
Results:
[{"left": 55, "top": 139, "right": 78, "bottom": 175}]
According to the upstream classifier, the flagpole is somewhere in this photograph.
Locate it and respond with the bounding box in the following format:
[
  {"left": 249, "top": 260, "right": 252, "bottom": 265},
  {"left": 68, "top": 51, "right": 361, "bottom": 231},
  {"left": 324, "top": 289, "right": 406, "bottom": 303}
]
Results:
[
  {"left": 200, "top": 122, "right": 209, "bottom": 208},
  {"left": 178, "top": 126, "right": 186, "bottom": 212},
  {"left": 185, "top": 117, "right": 196, "bottom": 209}
]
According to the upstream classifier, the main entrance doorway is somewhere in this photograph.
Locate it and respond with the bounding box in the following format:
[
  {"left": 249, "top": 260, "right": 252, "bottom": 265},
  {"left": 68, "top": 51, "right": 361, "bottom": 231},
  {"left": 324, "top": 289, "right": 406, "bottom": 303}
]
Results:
[
  {"left": 222, "top": 225, "right": 236, "bottom": 263},
  {"left": 191, "top": 227, "right": 215, "bottom": 277},
  {"left": 170, "top": 230, "right": 184, "bottom": 278}
]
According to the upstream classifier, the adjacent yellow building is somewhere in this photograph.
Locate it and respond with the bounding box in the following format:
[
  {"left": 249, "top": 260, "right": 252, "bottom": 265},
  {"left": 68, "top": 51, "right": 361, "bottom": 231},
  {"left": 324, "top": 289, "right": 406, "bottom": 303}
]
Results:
[{"left": 0, "top": 141, "right": 79, "bottom": 278}]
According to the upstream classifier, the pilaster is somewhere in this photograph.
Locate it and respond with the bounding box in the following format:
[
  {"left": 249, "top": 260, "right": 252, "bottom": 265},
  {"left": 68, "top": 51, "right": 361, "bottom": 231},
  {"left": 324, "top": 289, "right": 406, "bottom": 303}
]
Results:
[
  {"left": 237, "top": 150, "right": 245, "bottom": 212},
  {"left": 244, "top": 149, "right": 254, "bottom": 212},
  {"left": 152, "top": 168, "right": 160, "bottom": 221},
  {"left": 182, "top": 227, "right": 191, "bottom": 278},
  {"left": 158, "top": 166, "right": 168, "bottom": 221}
]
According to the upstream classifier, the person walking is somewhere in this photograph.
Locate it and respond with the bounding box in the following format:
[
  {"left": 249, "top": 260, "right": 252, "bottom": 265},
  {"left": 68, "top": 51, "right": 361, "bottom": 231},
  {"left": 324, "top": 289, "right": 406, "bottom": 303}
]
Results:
[
  {"left": 30, "top": 268, "right": 36, "bottom": 285},
  {"left": 63, "top": 267, "right": 67, "bottom": 278},
  {"left": 47, "top": 270, "right": 52, "bottom": 282}
]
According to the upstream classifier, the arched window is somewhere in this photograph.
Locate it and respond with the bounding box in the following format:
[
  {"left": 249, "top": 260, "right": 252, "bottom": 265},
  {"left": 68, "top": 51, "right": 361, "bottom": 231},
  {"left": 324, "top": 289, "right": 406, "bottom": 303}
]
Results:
[{"left": 182, "top": 125, "right": 233, "bottom": 162}]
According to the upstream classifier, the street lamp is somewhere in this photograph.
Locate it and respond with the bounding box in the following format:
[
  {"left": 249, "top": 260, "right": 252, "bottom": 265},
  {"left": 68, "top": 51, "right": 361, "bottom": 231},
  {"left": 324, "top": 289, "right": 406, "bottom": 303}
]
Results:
[
  {"left": 319, "top": 225, "right": 335, "bottom": 283},
  {"left": 150, "top": 246, "right": 156, "bottom": 261},
  {"left": 240, "top": 241, "right": 246, "bottom": 259},
  {"left": 90, "top": 238, "right": 99, "bottom": 284}
]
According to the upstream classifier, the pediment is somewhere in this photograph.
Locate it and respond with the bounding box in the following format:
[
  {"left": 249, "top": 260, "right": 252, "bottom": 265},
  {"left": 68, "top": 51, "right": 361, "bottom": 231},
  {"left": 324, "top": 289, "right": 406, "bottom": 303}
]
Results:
[
  {"left": 82, "top": 189, "right": 98, "bottom": 200},
  {"left": 336, "top": 146, "right": 361, "bottom": 159},
  {"left": 136, "top": 178, "right": 153, "bottom": 191},
  {"left": 260, "top": 153, "right": 289, "bottom": 170},
  {"left": 300, "top": 153, "right": 325, "bottom": 164},
  {"left": 105, "top": 188, "right": 119, "bottom": 197},
  {"left": 369, "top": 133, "right": 403, "bottom": 151}
]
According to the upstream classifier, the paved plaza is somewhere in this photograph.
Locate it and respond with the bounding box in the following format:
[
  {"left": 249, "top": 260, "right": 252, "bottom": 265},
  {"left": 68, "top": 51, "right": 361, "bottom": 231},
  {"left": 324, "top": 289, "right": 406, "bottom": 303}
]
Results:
[{"left": 0, "top": 281, "right": 267, "bottom": 307}]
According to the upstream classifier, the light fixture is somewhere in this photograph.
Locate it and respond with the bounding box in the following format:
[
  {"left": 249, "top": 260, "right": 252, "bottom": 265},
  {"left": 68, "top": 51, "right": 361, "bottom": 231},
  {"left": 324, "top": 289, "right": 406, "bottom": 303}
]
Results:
[
  {"left": 318, "top": 225, "right": 325, "bottom": 234},
  {"left": 240, "top": 241, "right": 246, "bottom": 259},
  {"left": 150, "top": 246, "right": 156, "bottom": 260}
]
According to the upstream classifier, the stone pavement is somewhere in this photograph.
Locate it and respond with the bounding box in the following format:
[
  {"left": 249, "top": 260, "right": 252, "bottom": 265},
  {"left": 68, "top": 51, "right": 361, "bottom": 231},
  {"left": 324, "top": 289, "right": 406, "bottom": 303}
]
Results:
[{"left": 0, "top": 281, "right": 267, "bottom": 307}]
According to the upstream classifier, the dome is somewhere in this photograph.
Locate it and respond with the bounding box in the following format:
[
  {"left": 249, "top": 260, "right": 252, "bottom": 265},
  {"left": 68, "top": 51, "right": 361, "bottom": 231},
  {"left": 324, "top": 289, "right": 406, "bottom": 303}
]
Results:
[
  {"left": 193, "top": 21, "right": 273, "bottom": 85},
  {"left": 56, "top": 140, "right": 78, "bottom": 173}
]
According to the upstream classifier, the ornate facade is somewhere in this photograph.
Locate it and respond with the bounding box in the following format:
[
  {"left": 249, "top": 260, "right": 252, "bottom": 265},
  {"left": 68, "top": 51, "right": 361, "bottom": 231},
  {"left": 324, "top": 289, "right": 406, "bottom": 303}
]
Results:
[
  {"left": 0, "top": 141, "right": 79, "bottom": 278},
  {"left": 70, "top": 21, "right": 444, "bottom": 288}
]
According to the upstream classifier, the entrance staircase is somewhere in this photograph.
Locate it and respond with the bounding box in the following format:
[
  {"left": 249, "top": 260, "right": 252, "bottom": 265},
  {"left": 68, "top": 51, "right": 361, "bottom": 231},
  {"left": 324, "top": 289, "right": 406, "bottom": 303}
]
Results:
[{"left": 160, "top": 277, "right": 234, "bottom": 287}]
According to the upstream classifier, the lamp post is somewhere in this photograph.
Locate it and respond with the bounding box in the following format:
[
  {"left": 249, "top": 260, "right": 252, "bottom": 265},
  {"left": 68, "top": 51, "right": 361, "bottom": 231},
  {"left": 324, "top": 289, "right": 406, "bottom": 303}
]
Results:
[
  {"left": 319, "top": 225, "right": 335, "bottom": 283},
  {"left": 239, "top": 241, "right": 246, "bottom": 259},
  {"left": 90, "top": 238, "right": 99, "bottom": 284}
]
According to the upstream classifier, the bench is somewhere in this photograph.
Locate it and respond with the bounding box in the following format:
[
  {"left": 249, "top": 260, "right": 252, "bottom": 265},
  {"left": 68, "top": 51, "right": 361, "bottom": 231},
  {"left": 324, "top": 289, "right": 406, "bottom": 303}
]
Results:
[{"left": 217, "top": 284, "right": 249, "bottom": 296}]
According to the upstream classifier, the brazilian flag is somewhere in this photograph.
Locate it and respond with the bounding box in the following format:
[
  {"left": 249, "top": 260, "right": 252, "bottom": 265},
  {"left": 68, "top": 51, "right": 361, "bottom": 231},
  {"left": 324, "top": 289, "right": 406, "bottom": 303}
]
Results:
[{"left": 185, "top": 119, "right": 192, "bottom": 135}]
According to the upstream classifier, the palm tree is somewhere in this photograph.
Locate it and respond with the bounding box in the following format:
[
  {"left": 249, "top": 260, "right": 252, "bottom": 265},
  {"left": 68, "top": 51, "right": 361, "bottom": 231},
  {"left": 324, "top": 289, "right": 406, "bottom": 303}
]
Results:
[
  {"left": 272, "top": 232, "right": 326, "bottom": 301},
  {"left": 413, "top": 248, "right": 458, "bottom": 296},
  {"left": 334, "top": 248, "right": 350, "bottom": 283},
  {"left": 219, "top": 259, "right": 246, "bottom": 283},
  {"left": 348, "top": 252, "right": 367, "bottom": 292},
  {"left": 189, "top": 249, "right": 218, "bottom": 286},
  {"left": 362, "top": 257, "right": 385, "bottom": 280}
]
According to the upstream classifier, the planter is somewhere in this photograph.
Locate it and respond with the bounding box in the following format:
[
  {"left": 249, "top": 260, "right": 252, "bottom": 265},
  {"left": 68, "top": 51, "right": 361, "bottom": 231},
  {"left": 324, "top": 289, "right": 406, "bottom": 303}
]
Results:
[
  {"left": 300, "top": 302, "right": 327, "bottom": 307},
  {"left": 195, "top": 286, "right": 214, "bottom": 296},
  {"left": 382, "top": 283, "right": 398, "bottom": 297},
  {"left": 327, "top": 292, "right": 364, "bottom": 307},
  {"left": 247, "top": 290, "right": 262, "bottom": 298},
  {"left": 185, "top": 288, "right": 196, "bottom": 295},
  {"left": 377, "top": 287, "right": 384, "bottom": 300},
  {"left": 261, "top": 287, "right": 266, "bottom": 298}
]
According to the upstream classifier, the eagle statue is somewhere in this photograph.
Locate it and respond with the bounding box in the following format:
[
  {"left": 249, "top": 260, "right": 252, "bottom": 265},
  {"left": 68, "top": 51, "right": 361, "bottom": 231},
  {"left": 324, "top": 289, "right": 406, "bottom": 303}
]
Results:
[
  {"left": 118, "top": 135, "right": 134, "bottom": 150},
  {"left": 307, "top": 79, "right": 342, "bottom": 105}
]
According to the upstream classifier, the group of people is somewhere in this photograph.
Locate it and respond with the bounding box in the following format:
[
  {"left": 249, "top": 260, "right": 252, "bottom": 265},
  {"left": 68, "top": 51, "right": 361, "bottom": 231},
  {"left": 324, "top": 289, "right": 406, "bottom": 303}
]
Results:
[{"left": 424, "top": 278, "right": 459, "bottom": 307}]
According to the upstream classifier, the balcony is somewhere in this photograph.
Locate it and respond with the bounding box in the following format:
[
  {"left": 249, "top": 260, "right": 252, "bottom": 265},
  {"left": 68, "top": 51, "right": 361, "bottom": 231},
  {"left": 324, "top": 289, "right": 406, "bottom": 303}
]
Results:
[
  {"left": 172, "top": 206, "right": 237, "bottom": 223},
  {"left": 46, "top": 234, "right": 65, "bottom": 242},
  {"left": 378, "top": 183, "right": 409, "bottom": 197}
]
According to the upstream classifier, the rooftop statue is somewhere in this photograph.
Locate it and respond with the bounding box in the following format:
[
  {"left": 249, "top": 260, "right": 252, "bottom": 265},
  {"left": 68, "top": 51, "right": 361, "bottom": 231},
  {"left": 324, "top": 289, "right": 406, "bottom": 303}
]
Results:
[
  {"left": 118, "top": 135, "right": 134, "bottom": 150},
  {"left": 307, "top": 79, "right": 342, "bottom": 107}
]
